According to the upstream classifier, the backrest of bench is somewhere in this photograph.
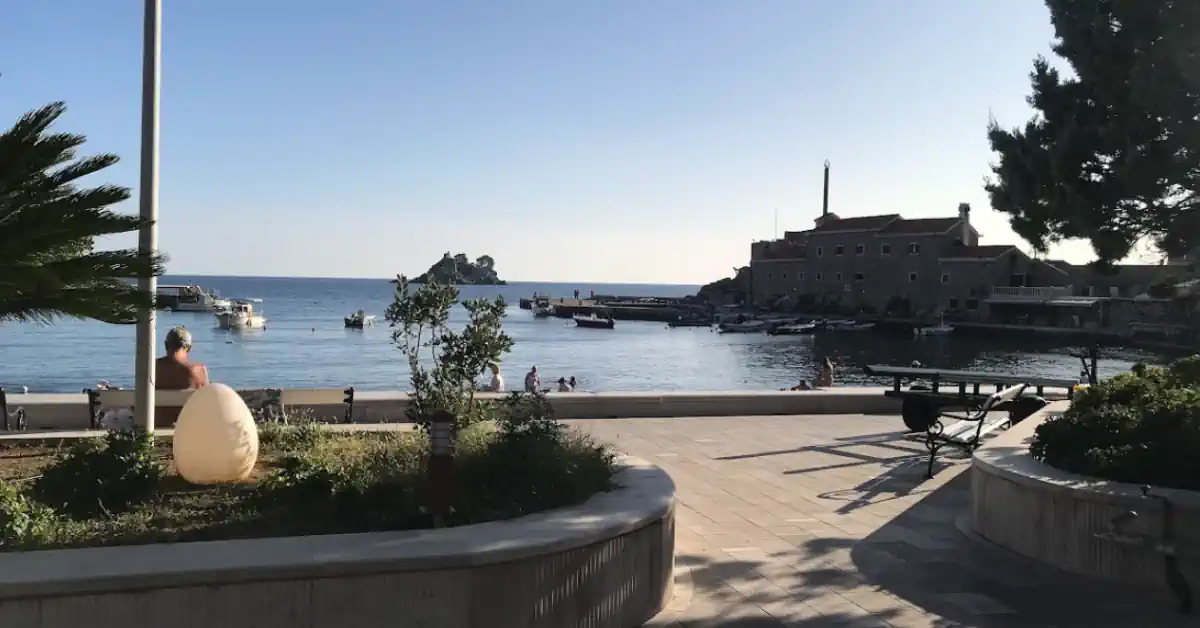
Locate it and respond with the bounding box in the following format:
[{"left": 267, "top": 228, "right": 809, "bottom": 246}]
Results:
[
  {"left": 981, "top": 383, "right": 1028, "bottom": 413},
  {"left": 97, "top": 389, "right": 195, "bottom": 408},
  {"left": 279, "top": 388, "right": 347, "bottom": 406}
]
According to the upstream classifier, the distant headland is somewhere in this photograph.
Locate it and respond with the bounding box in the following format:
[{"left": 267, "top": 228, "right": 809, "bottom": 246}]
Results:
[{"left": 413, "top": 252, "right": 506, "bottom": 285}]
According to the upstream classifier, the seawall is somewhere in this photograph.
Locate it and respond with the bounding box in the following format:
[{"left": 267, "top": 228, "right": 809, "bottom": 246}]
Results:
[{"left": 2, "top": 388, "right": 911, "bottom": 431}]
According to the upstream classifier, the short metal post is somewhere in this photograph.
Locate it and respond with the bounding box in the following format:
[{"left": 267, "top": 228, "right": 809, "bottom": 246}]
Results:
[{"left": 428, "top": 410, "right": 457, "bottom": 528}]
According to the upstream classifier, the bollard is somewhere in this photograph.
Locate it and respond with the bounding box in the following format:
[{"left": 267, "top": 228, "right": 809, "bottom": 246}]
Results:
[{"left": 428, "top": 409, "right": 456, "bottom": 528}]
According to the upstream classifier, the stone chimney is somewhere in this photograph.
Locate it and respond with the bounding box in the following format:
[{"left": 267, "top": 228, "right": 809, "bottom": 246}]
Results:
[{"left": 957, "top": 203, "right": 971, "bottom": 244}]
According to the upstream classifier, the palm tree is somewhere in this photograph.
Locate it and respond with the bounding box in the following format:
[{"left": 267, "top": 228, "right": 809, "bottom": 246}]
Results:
[{"left": 0, "top": 102, "right": 165, "bottom": 323}]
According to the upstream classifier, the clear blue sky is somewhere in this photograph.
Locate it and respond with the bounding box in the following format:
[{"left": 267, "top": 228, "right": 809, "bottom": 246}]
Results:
[{"left": 3, "top": 0, "right": 1104, "bottom": 284}]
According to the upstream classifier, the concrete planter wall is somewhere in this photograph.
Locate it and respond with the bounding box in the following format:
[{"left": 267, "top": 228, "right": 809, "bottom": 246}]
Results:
[
  {"left": 0, "top": 457, "right": 676, "bottom": 628},
  {"left": 971, "top": 401, "right": 1200, "bottom": 592},
  {"left": 7, "top": 388, "right": 908, "bottom": 431}
]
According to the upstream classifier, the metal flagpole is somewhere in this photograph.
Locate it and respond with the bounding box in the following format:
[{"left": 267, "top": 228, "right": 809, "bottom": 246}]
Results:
[{"left": 134, "top": 0, "right": 162, "bottom": 434}]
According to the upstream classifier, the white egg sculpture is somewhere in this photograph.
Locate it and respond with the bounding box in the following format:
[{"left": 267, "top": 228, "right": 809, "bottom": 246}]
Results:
[{"left": 172, "top": 383, "right": 259, "bottom": 484}]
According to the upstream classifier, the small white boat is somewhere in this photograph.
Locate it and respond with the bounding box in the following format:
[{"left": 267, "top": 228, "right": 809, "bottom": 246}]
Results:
[
  {"left": 344, "top": 309, "right": 376, "bottom": 328},
  {"left": 530, "top": 298, "right": 555, "bottom": 318},
  {"left": 718, "top": 320, "right": 767, "bottom": 333},
  {"left": 157, "top": 284, "right": 230, "bottom": 312},
  {"left": 216, "top": 299, "right": 266, "bottom": 330},
  {"left": 767, "top": 323, "right": 817, "bottom": 336},
  {"left": 914, "top": 323, "right": 954, "bottom": 336}
]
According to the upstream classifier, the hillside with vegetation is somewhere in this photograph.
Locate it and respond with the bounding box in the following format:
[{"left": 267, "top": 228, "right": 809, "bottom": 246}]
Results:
[{"left": 413, "top": 253, "right": 506, "bottom": 285}]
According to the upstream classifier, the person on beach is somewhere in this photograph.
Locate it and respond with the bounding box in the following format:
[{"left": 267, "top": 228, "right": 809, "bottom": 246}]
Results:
[
  {"left": 486, "top": 364, "right": 504, "bottom": 392},
  {"left": 568, "top": 376, "right": 577, "bottom": 391},
  {"left": 156, "top": 326, "right": 209, "bottom": 391},
  {"left": 814, "top": 357, "right": 835, "bottom": 388},
  {"left": 524, "top": 366, "right": 540, "bottom": 393},
  {"left": 557, "top": 377, "right": 571, "bottom": 392}
]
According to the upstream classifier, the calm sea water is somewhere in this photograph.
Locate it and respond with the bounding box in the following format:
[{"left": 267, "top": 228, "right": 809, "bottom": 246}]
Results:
[{"left": 0, "top": 276, "right": 1175, "bottom": 393}]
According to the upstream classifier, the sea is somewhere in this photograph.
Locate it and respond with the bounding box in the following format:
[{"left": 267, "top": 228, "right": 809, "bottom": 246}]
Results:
[{"left": 0, "top": 275, "right": 1179, "bottom": 394}]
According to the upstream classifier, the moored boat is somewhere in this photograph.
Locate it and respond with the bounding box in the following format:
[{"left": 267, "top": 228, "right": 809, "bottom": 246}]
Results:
[
  {"left": 668, "top": 317, "right": 712, "bottom": 328},
  {"left": 344, "top": 309, "right": 377, "bottom": 328},
  {"left": 574, "top": 314, "right": 615, "bottom": 329},
  {"left": 767, "top": 322, "right": 817, "bottom": 336},
  {"left": 216, "top": 299, "right": 267, "bottom": 330},
  {"left": 914, "top": 324, "right": 954, "bottom": 336},
  {"left": 531, "top": 298, "right": 555, "bottom": 318},
  {"left": 156, "top": 284, "right": 229, "bottom": 312},
  {"left": 718, "top": 320, "right": 766, "bottom": 333}
]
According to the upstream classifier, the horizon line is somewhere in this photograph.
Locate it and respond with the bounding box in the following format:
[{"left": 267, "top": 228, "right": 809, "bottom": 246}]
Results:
[{"left": 164, "top": 272, "right": 704, "bottom": 286}]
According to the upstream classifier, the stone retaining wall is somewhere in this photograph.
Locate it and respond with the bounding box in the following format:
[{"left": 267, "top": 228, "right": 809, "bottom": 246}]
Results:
[
  {"left": 0, "top": 457, "right": 675, "bottom": 628},
  {"left": 971, "top": 401, "right": 1200, "bottom": 593}
]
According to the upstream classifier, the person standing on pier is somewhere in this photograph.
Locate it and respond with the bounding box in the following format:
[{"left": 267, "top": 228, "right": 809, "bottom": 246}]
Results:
[{"left": 574, "top": 288, "right": 580, "bottom": 300}]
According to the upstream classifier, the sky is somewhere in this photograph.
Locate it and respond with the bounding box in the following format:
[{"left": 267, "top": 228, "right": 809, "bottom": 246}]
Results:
[{"left": 0, "top": 1, "right": 1123, "bottom": 284}]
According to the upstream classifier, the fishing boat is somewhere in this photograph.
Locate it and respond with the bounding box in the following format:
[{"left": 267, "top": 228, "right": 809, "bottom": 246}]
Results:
[
  {"left": 344, "top": 309, "right": 377, "bottom": 328},
  {"left": 574, "top": 314, "right": 615, "bottom": 329},
  {"left": 216, "top": 299, "right": 266, "bottom": 330},
  {"left": 766, "top": 322, "right": 817, "bottom": 336},
  {"left": 717, "top": 320, "right": 766, "bottom": 333},
  {"left": 156, "top": 284, "right": 230, "bottom": 312}
]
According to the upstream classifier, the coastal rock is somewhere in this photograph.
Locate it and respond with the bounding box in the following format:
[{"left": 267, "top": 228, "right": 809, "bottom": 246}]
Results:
[
  {"left": 696, "top": 266, "right": 750, "bottom": 305},
  {"left": 413, "top": 252, "right": 506, "bottom": 285},
  {"left": 172, "top": 383, "right": 260, "bottom": 485}
]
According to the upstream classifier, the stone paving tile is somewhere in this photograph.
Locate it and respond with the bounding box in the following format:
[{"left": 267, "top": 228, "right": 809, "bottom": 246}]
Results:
[{"left": 566, "top": 415, "right": 1199, "bottom": 628}]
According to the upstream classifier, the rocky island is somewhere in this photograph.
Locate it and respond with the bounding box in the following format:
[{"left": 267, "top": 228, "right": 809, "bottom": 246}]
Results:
[
  {"left": 413, "top": 252, "right": 507, "bottom": 285},
  {"left": 695, "top": 266, "right": 749, "bottom": 305}
]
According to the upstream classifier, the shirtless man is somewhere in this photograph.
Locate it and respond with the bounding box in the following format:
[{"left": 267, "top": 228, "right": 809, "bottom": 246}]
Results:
[
  {"left": 154, "top": 326, "right": 209, "bottom": 426},
  {"left": 155, "top": 326, "right": 209, "bottom": 390}
]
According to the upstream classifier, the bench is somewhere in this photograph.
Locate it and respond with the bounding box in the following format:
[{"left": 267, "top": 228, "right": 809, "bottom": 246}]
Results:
[
  {"left": 86, "top": 386, "right": 356, "bottom": 428},
  {"left": 0, "top": 388, "right": 28, "bottom": 432},
  {"left": 913, "top": 383, "right": 1027, "bottom": 478},
  {"left": 863, "top": 364, "right": 1073, "bottom": 432}
]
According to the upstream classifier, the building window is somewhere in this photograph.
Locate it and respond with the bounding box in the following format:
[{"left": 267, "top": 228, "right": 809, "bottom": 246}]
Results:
[
  {"left": 855, "top": 244, "right": 865, "bottom": 256},
  {"left": 949, "top": 298, "right": 959, "bottom": 310},
  {"left": 835, "top": 272, "right": 843, "bottom": 281},
  {"left": 966, "top": 299, "right": 980, "bottom": 310},
  {"left": 767, "top": 272, "right": 773, "bottom": 280},
  {"left": 941, "top": 273, "right": 950, "bottom": 284},
  {"left": 798, "top": 272, "right": 805, "bottom": 280},
  {"left": 908, "top": 272, "right": 918, "bottom": 283},
  {"left": 908, "top": 243, "right": 921, "bottom": 255},
  {"left": 881, "top": 243, "right": 891, "bottom": 255},
  {"left": 854, "top": 272, "right": 865, "bottom": 282},
  {"left": 835, "top": 245, "right": 844, "bottom": 256},
  {"left": 815, "top": 246, "right": 824, "bottom": 257},
  {"left": 815, "top": 272, "right": 823, "bottom": 281},
  {"left": 781, "top": 272, "right": 788, "bottom": 280}
]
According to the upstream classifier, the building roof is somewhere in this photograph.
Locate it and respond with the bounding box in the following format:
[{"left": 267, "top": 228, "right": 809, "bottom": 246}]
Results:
[
  {"left": 809, "top": 214, "right": 900, "bottom": 232},
  {"left": 940, "top": 245, "right": 1018, "bottom": 260},
  {"left": 876, "top": 217, "right": 960, "bottom": 235}
]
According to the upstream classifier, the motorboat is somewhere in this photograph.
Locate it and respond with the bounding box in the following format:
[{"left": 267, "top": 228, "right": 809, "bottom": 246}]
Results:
[
  {"left": 574, "top": 314, "right": 615, "bottom": 329},
  {"left": 717, "top": 320, "right": 766, "bottom": 333},
  {"left": 344, "top": 309, "right": 376, "bottom": 328},
  {"left": 914, "top": 324, "right": 954, "bottom": 336},
  {"left": 668, "top": 318, "right": 712, "bottom": 328},
  {"left": 156, "top": 284, "right": 230, "bottom": 312},
  {"left": 767, "top": 322, "right": 817, "bottom": 336},
  {"left": 531, "top": 298, "right": 555, "bottom": 318},
  {"left": 828, "top": 321, "right": 876, "bottom": 332},
  {"left": 216, "top": 299, "right": 267, "bottom": 330}
]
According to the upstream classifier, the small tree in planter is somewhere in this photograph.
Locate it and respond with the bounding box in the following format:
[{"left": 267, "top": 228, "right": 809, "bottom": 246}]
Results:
[{"left": 385, "top": 276, "right": 513, "bottom": 430}]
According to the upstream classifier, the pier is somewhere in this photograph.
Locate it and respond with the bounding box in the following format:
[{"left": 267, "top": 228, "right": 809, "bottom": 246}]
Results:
[{"left": 518, "top": 294, "right": 705, "bottom": 323}]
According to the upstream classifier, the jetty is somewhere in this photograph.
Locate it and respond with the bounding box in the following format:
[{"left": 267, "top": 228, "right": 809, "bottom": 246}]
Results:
[{"left": 518, "top": 294, "right": 706, "bottom": 323}]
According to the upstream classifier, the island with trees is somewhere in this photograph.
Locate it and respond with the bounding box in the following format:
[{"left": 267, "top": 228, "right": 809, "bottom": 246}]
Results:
[{"left": 413, "top": 252, "right": 506, "bottom": 285}]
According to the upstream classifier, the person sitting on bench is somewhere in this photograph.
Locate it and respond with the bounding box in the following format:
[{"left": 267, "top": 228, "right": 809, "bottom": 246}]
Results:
[{"left": 154, "top": 326, "right": 210, "bottom": 425}]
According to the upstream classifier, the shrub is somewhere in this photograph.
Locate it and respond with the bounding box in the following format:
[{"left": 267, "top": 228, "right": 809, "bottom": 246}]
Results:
[
  {"left": 256, "top": 393, "right": 616, "bottom": 530},
  {"left": 32, "top": 428, "right": 166, "bottom": 518},
  {"left": 1030, "top": 356, "right": 1200, "bottom": 491},
  {"left": 0, "top": 482, "right": 54, "bottom": 548},
  {"left": 385, "top": 276, "right": 513, "bottom": 431},
  {"left": 257, "top": 409, "right": 327, "bottom": 453}
]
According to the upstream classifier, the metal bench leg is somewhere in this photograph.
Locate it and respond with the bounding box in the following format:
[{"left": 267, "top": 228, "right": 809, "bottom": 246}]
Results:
[{"left": 924, "top": 433, "right": 942, "bottom": 479}]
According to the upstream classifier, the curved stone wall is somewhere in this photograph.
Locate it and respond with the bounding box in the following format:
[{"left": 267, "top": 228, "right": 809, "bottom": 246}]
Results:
[
  {"left": 0, "top": 458, "right": 676, "bottom": 628},
  {"left": 971, "top": 402, "right": 1200, "bottom": 591}
]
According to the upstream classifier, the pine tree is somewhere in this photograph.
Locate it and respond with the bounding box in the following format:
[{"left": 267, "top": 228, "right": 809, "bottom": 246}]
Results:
[
  {"left": 986, "top": 0, "right": 1200, "bottom": 267},
  {"left": 0, "top": 102, "right": 165, "bottom": 323}
]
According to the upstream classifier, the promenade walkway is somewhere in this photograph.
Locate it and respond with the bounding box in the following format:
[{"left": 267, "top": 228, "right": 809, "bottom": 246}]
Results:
[{"left": 568, "top": 415, "right": 1194, "bottom": 628}]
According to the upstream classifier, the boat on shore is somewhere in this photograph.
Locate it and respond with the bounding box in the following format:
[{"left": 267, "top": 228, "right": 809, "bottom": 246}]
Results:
[
  {"left": 767, "top": 322, "right": 817, "bottom": 336},
  {"left": 216, "top": 299, "right": 266, "bottom": 330},
  {"left": 718, "top": 320, "right": 766, "bottom": 333},
  {"left": 344, "top": 309, "right": 376, "bottom": 328},
  {"left": 156, "top": 284, "right": 229, "bottom": 312},
  {"left": 574, "top": 314, "right": 615, "bottom": 329}
]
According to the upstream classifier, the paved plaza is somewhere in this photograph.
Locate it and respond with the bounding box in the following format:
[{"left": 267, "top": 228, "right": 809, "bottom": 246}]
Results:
[{"left": 568, "top": 415, "right": 1197, "bottom": 628}]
